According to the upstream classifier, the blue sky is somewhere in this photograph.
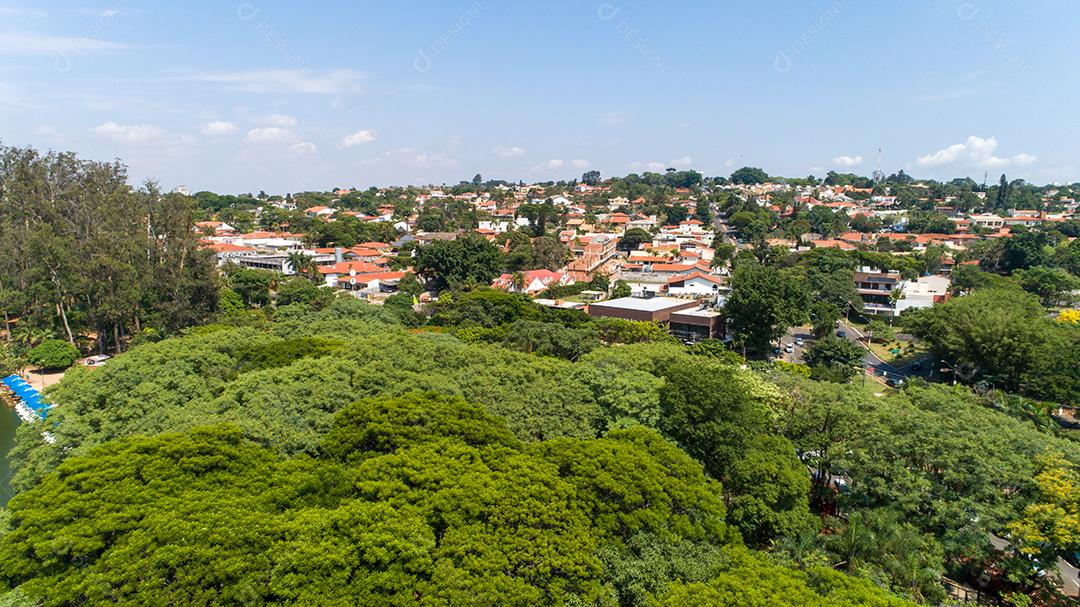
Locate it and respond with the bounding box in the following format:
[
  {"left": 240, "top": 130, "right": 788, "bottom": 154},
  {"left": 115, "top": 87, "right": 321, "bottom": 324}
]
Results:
[{"left": 1, "top": 1, "right": 1077, "bottom": 193}]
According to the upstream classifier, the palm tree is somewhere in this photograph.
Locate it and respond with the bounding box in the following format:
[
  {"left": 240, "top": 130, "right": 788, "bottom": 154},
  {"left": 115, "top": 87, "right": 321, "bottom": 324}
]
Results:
[
  {"left": 13, "top": 325, "right": 50, "bottom": 348},
  {"left": 287, "top": 251, "right": 319, "bottom": 283}
]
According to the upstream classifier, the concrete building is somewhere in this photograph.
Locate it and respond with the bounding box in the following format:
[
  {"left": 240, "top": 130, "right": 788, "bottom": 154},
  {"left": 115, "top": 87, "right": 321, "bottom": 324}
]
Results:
[
  {"left": 895, "top": 275, "right": 951, "bottom": 315},
  {"left": 587, "top": 296, "right": 699, "bottom": 323},
  {"left": 669, "top": 308, "right": 726, "bottom": 343},
  {"left": 854, "top": 268, "right": 902, "bottom": 316}
]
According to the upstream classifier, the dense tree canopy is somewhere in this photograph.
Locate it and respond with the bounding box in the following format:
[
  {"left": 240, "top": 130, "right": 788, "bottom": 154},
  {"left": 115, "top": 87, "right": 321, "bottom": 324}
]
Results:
[
  {"left": 905, "top": 288, "right": 1080, "bottom": 401},
  {"left": 724, "top": 263, "right": 810, "bottom": 356},
  {"left": 0, "top": 145, "right": 219, "bottom": 354},
  {"left": 414, "top": 235, "right": 505, "bottom": 290},
  {"left": 0, "top": 394, "right": 738, "bottom": 605}
]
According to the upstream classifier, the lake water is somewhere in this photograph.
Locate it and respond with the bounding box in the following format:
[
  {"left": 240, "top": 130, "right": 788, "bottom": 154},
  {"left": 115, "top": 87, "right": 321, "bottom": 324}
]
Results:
[{"left": 0, "top": 407, "right": 19, "bottom": 505}]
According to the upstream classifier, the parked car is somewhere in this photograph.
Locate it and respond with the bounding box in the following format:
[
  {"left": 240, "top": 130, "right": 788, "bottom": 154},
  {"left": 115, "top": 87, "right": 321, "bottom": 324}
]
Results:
[
  {"left": 794, "top": 337, "right": 804, "bottom": 346},
  {"left": 837, "top": 330, "right": 847, "bottom": 338},
  {"left": 784, "top": 343, "right": 794, "bottom": 353}
]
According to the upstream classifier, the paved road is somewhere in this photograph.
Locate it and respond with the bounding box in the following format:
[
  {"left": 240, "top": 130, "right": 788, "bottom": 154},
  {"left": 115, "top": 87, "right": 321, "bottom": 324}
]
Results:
[
  {"left": 779, "top": 322, "right": 933, "bottom": 386},
  {"left": 837, "top": 321, "right": 934, "bottom": 384}
]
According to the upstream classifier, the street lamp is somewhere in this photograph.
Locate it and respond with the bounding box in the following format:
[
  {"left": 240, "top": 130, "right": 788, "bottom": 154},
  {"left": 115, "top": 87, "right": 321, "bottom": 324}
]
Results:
[{"left": 938, "top": 358, "right": 959, "bottom": 386}]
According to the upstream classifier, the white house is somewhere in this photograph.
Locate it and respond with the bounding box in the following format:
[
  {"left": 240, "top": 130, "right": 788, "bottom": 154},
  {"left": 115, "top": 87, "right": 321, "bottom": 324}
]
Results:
[
  {"left": 665, "top": 272, "right": 725, "bottom": 298},
  {"left": 894, "top": 275, "right": 951, "bottom": 315},
  {"left": 491, "top": 269, "right": 571, "bottom": 295}
]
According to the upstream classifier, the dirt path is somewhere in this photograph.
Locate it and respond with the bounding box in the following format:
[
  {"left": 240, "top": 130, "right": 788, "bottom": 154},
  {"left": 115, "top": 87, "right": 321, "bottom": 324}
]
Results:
[{"left": 24, "top": 369, "right": 66, "bottom": 392}]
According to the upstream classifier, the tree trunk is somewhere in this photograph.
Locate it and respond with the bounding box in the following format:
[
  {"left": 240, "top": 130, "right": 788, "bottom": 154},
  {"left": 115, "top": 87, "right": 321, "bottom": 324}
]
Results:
[
  {"left": 113, "top": 323, "right": 121, "bottom": 355},
  {"left": 57, "top": 302, "right": 75, "bottom": 346}
]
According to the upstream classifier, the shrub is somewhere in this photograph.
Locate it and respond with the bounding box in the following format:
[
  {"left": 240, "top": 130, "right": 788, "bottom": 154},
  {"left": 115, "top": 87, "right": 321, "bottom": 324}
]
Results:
[{"left": 27, "top": 339, "right": 79, "bottom": 370}]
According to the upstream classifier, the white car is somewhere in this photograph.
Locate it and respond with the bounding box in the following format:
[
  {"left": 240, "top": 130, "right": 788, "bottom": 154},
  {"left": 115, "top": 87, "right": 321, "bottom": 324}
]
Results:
[
  {"left": 784, "top": 343, "right": 794, "bottom": 353},
  {"left": 794, "top": 337, "right": 804, "bottom": 347}
]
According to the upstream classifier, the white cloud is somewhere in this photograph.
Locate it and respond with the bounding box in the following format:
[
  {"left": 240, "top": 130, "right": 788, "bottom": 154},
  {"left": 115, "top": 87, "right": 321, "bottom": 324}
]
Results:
[
  {"left": 72, "top": 8, "right": 121, "bottom": 17},
  {"left": 92, "top": 122, "right": 194, "bottom": 148},
  {"left": 916, "top": 136, "right": 1036, "bottom": 169},
  {"left": 833, "top": 155, "right": 863, "bottom": 167},
  {"left": 92, "top": 121, "right": 167, "bottom": 142},
  {"left": 188, "top": 69, "right": 365, "bottom": 95},
  {"left": 531, "top": 159, "right": 567, "bottom": 173},
  {"left": 600, "top": 111, "right": 631, "bottom": 126},
  {"left": 289, "top": 142, "right": 317, "bottom": 154},
  {"left": 493, "top": 145, "right": 526, "bottom": 158},
  {"left": 243, "top": 127, "right": 296, "bottom": 144},
  {"left": 628, "top": 156, "right": 693, "bottom": 172},
  {"left": 384, "top": 147, "right": 454, "bottom": 167},
  {"left": 264, "top": 113, "right": 297, "bottom": 127},
  {"left": 0, "top": 7, "right": 49, "bottom": 17},
  {"left": 201, "top": 121, "right": 238, "bottom": 136},
  {"left": 0, "top": 33, "right": 133, "bottom": 54},
  {"left": 571, "top": 159, "right": 591, "bottom": 169},
  {"left": 627, "top": 161, "right": 668, "bottom": 172},
  {"left": 341, "top": 129, "right": 378, "bottom": 147}
]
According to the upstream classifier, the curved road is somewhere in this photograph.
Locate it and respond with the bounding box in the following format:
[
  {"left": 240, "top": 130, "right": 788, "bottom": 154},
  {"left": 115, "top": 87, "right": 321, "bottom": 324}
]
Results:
[{"left": 837, "top": 321, "right": 932, "bottom": 385}]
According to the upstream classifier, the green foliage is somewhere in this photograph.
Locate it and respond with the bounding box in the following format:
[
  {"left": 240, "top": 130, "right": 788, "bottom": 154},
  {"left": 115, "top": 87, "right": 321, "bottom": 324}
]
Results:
[
  {"left": 231, "top": 337, "right": 344, "bottom": 373},
  {"left": 229, "top": 267, "right": 273, "bottom": 307},
  {"left": 0, "top": 343, "right": 23, "bottom": 377},
  {"left": 15, "top": 287, "right": 1072, "bottom": 603},
  {"left": 531, "top": 426, "right": 734, "bottom": 546},
  {"left": 1001, "top": 230, "right": 1051, "bottom": 273},
  {"left": 414, "top": 235, "right": 505, "bottom": 290},
  {"left": 822, "top": 509, "right": 946, "bottom": 603},
  {"left": 804, "top": 336, "right": 864, "bottom": 381},
  {"left": 217, "top": 287, "right": 247, "bottom": 317},
  {"left": 865, "top": 320, "right": 895, "bottom": 344},
  {"left": 1015, "top": 265, "right": 1077, "bottom": 307},
  {"left": 906, "top": 288, "right": 1079, "bottom": 401},
  {"left": 0, "top": 146, "right": 219, "bottom": 353},
  {"left": 686, "top": 339, "right": 745, "bottom": 365},
  {"left": 275, "top": 277, "right": 332, "bottom": 308},
  {"left": 729, "top": 166, "right": 769, "bottom": 185},
  {"left": 0, "top": 393, "right": 761, "bottom": 606},
  {"left": 17, "top": 305, "right": 663, "bottom": 488},
  {"left": 810, "top": 301, "right": 841, "bottom": 338},
  {"left": 322, "top": 392, "right": 521, "bottom": 464},
  {"left": 618, "top": 227, "right": 652, "bottom": 252},
  {"left": 653, "top": 546, "right": 913, "bottom": 606},
  {"left": 906, "top": 210, "right": 955, "bottom": 234},
  {"left": 610, "top": 280, "right": 632, "bottom": 299},
  {"left": 658, "top": 362, "right": 813, "bottom": 545},
  {"left": 725, "top": 263, "right": 810, "bottom": 357},
  {"left": 26, "top": 338, "right": 78, "bottom": 370},
  {"left": 766, "top": 374, "right": 1080, "bottom": 599}
]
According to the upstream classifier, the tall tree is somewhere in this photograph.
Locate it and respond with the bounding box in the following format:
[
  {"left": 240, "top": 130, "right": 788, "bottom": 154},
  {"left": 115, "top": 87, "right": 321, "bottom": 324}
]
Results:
[{"left": 724, "top": 263, "right": 810, "bottom": 357}]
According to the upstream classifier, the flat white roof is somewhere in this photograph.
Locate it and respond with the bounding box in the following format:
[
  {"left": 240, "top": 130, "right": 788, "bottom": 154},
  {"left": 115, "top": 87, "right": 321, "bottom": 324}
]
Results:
[
  {"left": 672, "top": 308, "right": 722, "bottom": 318},
  {"left": 592, "top": 296, "right": 693, "bottom": 312}
]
